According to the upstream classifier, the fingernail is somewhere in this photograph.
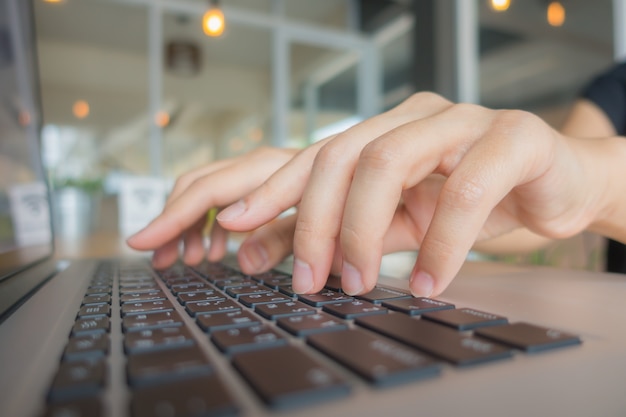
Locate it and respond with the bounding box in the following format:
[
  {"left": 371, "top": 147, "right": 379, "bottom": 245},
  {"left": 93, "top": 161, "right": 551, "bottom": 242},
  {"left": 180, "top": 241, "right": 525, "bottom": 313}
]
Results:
[
  {"left": 217, "top": 200, "right": 247, "bottom": 222},
  {"left": 241, "top": 243, "right": 269, "bottom": 272},
  {"left": 411, "top": 270, "right": 434, "bottom": 297},
  {"left": 341, "top": 262, "right": 363, "bottom": 295},
  {"left": 292, "top": 258, "right": 314, "bottom": 293}
]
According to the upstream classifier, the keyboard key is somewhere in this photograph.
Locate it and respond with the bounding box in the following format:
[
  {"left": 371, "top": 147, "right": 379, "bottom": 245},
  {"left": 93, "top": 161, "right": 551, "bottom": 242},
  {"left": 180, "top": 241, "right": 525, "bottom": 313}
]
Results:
[
  {"left": 72, "top": 316, "right": 110, "bottom": 336},
  {"left": 211, "top": 325, "right": 286, "bottom": 354},
  {"left": 185, "top": 299, "right": 240, "bottom": 317},
  {"left": 255, "top": 301, "right": 317, "bottom": 320},
  {"left": 82, "top": 294, "right": 111, "bottom": 306},
  {"left": 308, "top": 328, "right": 440, "bottom": 387},
  {"left": 124, "top": 327, "right": 195, "bottom": 354},
  {"left": 170, "top": 282, "right": 209, "bottom": 295},
  {"left": 277, "top": 285, "right": 297, "bottom": 297},
  {"left": 48, "top": 359, "right": 106, "bottom": 402},
  {"left": 260, "top": 277, "right": 293, "bottom": 289},
  {"left": 277, "top": 312, "right": 348, "bottom": 336},
  {"left": 127, "top": 345, "right": 212, "bottom": 387},
  {"left": 122, "top": 311, "right": 183, "bottom": 333},
  {"left": 214, "top": 277, "right": 255, "bottom": 289},
  {"left": 238, "top": 291, "right": 292, "bottom": 307},
  {"left": 322, "top": 275, "right": 343, "bottom": 292},
  {"left": 422, "top": 308, "right": 508, "bottom": 330},
  {"left": 474, "top": 322, "right": 582, "bottom": 352},
  {"left": 196, "top": 310, "right": 261, "bottom": 333},
  {"left": 63, "top": 333, "right": 109, "bottom": 361},
  {"left": 131, "top": 375, "right": 238, "bottom": 417},
  {"left": 322, "top": 299, "right": 388, "bottom": 319},
  {"left": 43, "top": 397, "right": 102, "bottom": 417},
  {"left": 356, "top": 314, "right": 513, "bottom": 366},
  {"left": 177, "top": 290, "right": 222, "bottom": 305},
  {"left": 382, "top": 297, "right": 455, "bottom": 316},
  {"left": 121, "top": 300, "right": 174, "bottom": 316},
  {"left": 355, "top": 287, "right": 412, "bottom": 304},
  {"left": 77, "top": 304, "right": 111, "bottom": 318},
  {"left": 120, "top": 291, "right": 165, "bottom": 304},
  {"left": 119, "top": 284, "right": 159, "bottom": 294},
  {"left": 226, "top": 284, "right": 273, "bottom": 298},
  {"left": 298, "top": 290, "right": 353, "bottom": 306},
  {"left": 232, "top": 344, "right": 350, "bottom": 409}
]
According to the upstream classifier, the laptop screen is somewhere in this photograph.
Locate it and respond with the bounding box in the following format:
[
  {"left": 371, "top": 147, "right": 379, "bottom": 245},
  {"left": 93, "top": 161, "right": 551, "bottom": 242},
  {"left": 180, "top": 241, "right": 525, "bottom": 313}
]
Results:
[{"left": 0, "top": 0, "right": 54, "bottom": 281}]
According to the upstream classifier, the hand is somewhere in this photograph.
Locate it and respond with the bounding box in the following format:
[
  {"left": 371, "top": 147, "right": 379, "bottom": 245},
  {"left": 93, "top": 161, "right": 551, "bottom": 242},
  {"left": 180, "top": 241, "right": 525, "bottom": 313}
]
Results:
[{"left": 129, "top": 92, "right": 612, "bottom": 297}]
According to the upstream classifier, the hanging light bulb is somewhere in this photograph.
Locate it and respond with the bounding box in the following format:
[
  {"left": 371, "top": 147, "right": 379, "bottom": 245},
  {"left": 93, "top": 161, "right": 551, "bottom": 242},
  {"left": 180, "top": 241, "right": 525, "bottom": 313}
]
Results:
[
  {"left": 547, "top": 1, "right": 565, "bottom": 27},
  {"left": 202, "top": 0, "right": 225, "bottom": 37},
  {"left": 490, "top": 0, "right": 511, "bottom": 12}
]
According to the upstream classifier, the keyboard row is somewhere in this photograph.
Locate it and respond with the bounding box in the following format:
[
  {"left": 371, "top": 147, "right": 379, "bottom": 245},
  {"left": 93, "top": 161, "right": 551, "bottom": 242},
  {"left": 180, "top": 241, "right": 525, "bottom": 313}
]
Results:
[{"left": 42, "top": 260, "right": 582, "bottom": 417}]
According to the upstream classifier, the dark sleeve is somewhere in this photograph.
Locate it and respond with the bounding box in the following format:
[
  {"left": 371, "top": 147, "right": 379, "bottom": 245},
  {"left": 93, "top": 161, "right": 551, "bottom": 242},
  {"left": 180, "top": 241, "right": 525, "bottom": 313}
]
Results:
[{"left": 581, "top": 62, "right": 626, "bottom": 135}]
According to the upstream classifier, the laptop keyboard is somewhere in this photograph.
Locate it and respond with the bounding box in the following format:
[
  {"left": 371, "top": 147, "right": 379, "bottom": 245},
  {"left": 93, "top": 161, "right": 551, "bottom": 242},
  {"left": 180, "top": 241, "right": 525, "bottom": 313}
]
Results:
[{"left": 42, "top": 260, "right": 582, "bottom": 417}]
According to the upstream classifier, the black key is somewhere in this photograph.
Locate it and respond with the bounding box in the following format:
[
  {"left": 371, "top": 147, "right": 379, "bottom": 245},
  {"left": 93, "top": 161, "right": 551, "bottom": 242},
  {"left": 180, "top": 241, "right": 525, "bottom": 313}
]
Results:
[
  {"left": 323, "top": 275, "right": 343, "bottom": 292},
  {"left": 177, "top": 290, "right": 221, "bottom": 305},
  {"left": 322, "top": 300, "right": 388, "bottom": 319},
  {"left": 119, "top": 284, "right": 159, "bottom": 294},
  {"left": 127, "top": 345, "right": 212, "bottom": 387},
  {"left": 277, "top": 312, "right": 348, "bottom": 336},
  {"left": 382, "top": 297, "right": 455, "bottom": 315},
  {"left": 308, "top": 328, "right": 441, "bottom": 387},
  {"left": 119, "top": 281, "right": 156, "bottom": 289},
  {"left": 131, "top": 375, "right": 238, "bottom": 417},
  {"left": 356, "top": 314, "right": 513, "bottom": 366},
  {"left": 226, "top": 284, "right": 273, "bottom": 298},
  {"left": 163, "top": 276, "right": 200, "bottom": 287},
  {"left": 120, "top": 290, "right": 165, "bottom": 304},
  {"left": 232, "top": 344, "right": 350, "bottom": 409},
  {"left": 250, "top": 271, "right": 290, "bottom": 283},
  {"left": 277, "top": 285, "right": 297, "bottom": 297},
  {"left": 72, "top": 316, "right": 110, "bottom": 336},
  {"left": 239, "top": 292, "right": 292, "bottom": 307},
  {"left": 215, "top": 278, "right": 256, "bottom": 290},
  {"left": 211, "top": 324, "right": 286, "bottom": 354},
  {"left": 255, "top": 301, "right": 316, "bottom": 320},
  {"left": 474, "top": 322, "right": 582, "bottom": 353},
  {"left": 122, "top": 311, "right": 183, "bottom": 332},
  {"left": 185, "top": 299, "right": 240, "bottom": 317},
  {"left": 63, "top": 334, "right": 109, "bottom": 361},
  {"left": 170, "top": 282, "right": 209, "bottom": 295},
  {"left": 121, "top": 300, "right": 174, "bottom": 316},
  {"left": 43, "top": 397, "right": 102, "bottom": 417},
  {"left": 261, "top": 277, "right": 293, "bottom": 290},
  {"left": 197, "top": 310, "right": 261, "bottom": 333},
  {"left": 355, "top": 286, "right": 412, "bottom": 304},
  {"left": 48, "top": 359, "right": 106, "bottom": 402},
  {"left": 298, "top": 289, "right": 353, "bottom": 306},
  {"left": 124, "top": 327, "right": 195, "bottom": 354},
  {"left": 77, "top": 304, "right": 111, "bottom": 318},
  {"left": 422, "top": 308, "right": 508, "bottom": 330},
  {"left": 84, "top": 287, "right": 110, "bottom": 296},
  {"left": 82, "top": 294, "right": 111, "bottom": 306}
]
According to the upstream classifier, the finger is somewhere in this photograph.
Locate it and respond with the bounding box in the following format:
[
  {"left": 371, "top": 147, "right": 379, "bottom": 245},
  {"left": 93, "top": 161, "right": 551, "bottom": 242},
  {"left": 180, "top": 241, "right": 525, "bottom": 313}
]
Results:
[
  {"left": 237, "top": 214, "right": 297, "bottom": 274},
  {"left": 166, "top": 158, "right": 235, "bottom": 207},
  {"left": 127, "top": 148, "right": 294, "bottom": 250},
  {"left": 207, "top": 219, "right": 229, "bottom": 262},
  {"left": 151, "top": 239, "right": 180, "bottom": 269},
  {"left": 411, "top": 111, "right": 551, "bottom": 297},
  {"left": 338, "top": 103, "right": 495, "bottom": 294},
  {"left": 182, "top": 218, "right": 208, "bottom": 265},
  {"left": 291, "top": 94, "right": 455, "bottom": 294}
]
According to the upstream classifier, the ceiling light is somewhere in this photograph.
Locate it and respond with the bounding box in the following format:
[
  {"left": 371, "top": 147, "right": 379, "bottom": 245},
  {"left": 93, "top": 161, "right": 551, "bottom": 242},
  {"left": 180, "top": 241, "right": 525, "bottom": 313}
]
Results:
[
  {"left": 154, "top": 111, "right": 170, "bottom": 128},
  {"left": 547, "top": 1, "right": 565, "bottom": 27},
  {"left": 490, "top": 0, "right": 511, "bottom": 12},
  {"left": 72, "top": 100, "right": 89, "bottom": 119},
  {"left": 42, "top": 0, "right": 65, "bottom": 4},
  {"left": 202, "top": 0, "right": 225, "bottom": 37}
]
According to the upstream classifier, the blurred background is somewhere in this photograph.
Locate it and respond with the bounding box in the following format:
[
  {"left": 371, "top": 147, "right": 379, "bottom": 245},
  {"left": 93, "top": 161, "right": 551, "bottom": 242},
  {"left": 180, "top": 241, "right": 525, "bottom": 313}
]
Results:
[{"left": 34, "top": 0, "right": 617, "bottom": 268}]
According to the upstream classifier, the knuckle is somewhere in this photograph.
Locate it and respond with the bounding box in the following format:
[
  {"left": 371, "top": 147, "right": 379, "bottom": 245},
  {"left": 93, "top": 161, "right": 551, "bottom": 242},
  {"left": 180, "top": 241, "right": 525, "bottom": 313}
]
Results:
[
  {"left": 314, "top": 141, "right": 348, "bottom": 170},
  {"left": 394, "top": 91, "right": 451, "bottom": 114},
  {"left": 442, "top": 176, "right": 487, "bottom": 210},
  {"left": 359, "top": 139, "right": 400, "bottom": 173}
]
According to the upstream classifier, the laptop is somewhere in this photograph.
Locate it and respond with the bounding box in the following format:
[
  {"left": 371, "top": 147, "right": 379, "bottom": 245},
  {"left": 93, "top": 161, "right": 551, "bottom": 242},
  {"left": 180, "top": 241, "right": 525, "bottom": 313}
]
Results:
[{"left": 2, "top": 1, "right": 626, "bottom": 416}]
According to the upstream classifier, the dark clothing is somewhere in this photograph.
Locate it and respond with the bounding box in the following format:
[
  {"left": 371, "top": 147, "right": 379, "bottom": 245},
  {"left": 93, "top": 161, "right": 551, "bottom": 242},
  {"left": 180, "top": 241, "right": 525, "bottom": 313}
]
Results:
[{"left": 582, "top": 62, "right": 626, "bottom": 273}]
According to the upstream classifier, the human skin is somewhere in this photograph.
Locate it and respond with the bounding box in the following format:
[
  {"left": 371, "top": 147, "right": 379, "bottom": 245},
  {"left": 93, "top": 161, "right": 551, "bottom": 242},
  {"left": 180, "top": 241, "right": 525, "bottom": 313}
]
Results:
[{"left": 127, "top": 92, "right": 626, "bottom": 298}]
